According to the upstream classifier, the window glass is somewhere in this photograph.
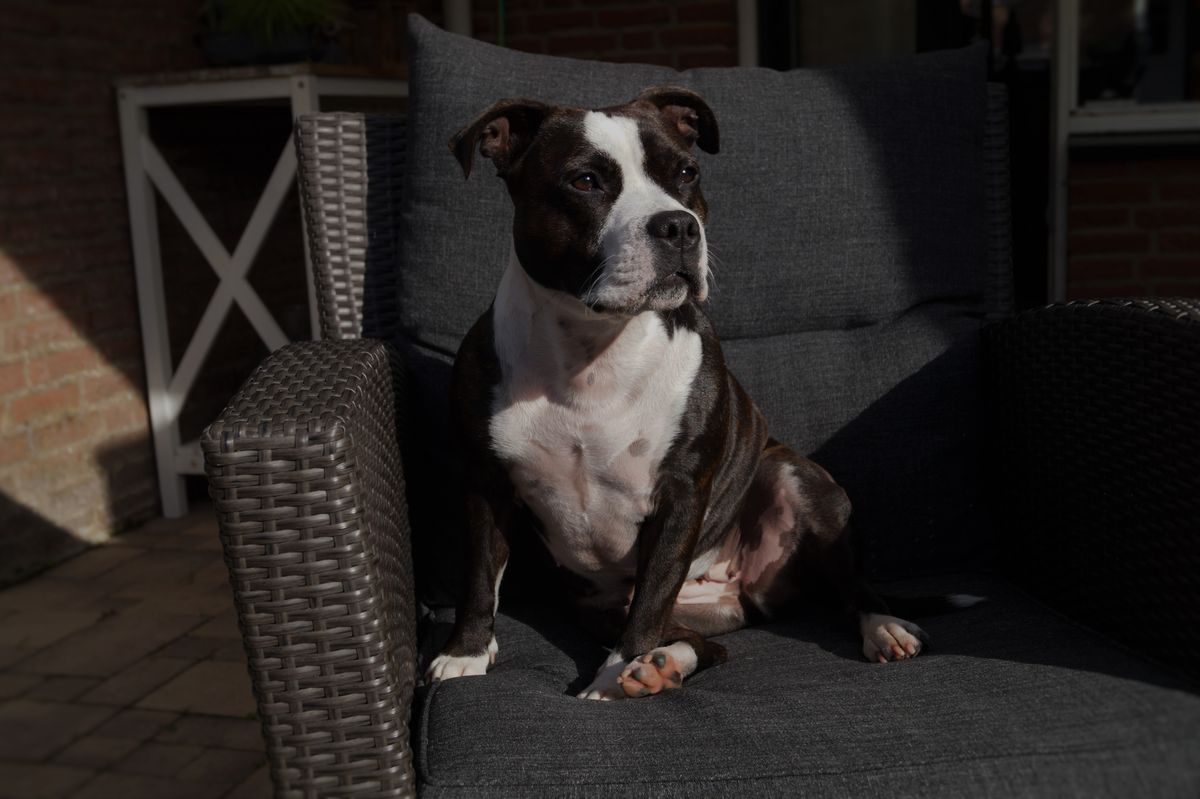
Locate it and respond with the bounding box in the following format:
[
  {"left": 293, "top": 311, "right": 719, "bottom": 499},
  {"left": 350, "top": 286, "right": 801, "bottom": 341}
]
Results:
[{"left": 1079, "top": 0, "right": 1200, "bottom": 105}]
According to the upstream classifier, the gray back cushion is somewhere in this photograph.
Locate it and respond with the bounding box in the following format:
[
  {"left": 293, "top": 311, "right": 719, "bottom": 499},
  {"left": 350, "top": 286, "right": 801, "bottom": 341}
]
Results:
[{"left": 396, "top": 14, "right": 994, "bottom": 602}]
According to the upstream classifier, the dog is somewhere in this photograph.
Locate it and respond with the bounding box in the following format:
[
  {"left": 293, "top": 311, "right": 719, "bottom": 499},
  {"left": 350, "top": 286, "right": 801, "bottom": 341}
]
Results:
[{"left": 426, "top": 86, "right": 978, "bottom": 700}]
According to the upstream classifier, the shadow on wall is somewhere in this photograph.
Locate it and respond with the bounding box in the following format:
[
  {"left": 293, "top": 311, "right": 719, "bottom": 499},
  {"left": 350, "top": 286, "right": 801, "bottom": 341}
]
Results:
[{"left": 0, "top": 433, "right": 157, "bottom": 587}]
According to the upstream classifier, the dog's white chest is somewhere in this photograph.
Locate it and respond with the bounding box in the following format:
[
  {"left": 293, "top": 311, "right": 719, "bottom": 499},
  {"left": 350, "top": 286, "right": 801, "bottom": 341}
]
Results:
[{"left": 489, "top": 262, "right": 702, "bottom": 576}]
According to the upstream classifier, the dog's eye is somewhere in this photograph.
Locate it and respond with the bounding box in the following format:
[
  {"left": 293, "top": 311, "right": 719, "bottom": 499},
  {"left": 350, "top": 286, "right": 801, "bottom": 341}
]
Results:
[
  {"left": 571, "top": 173, "right": 599, "bottom": 192},
  {"left": 680, "top": 165, "right": 698, "bottom": 184}
]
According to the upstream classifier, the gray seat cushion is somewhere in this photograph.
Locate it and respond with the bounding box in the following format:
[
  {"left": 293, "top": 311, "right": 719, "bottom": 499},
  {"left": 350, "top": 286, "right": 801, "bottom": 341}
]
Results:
[
  {"left": 397, "top": 15, "right": 999, "bottom": 603},
  {"left": 416, "top": 575, "right": 1200, "bottom": 797}
]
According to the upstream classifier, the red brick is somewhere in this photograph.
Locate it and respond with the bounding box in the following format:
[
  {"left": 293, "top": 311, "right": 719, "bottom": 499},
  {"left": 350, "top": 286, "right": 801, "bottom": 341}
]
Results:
[
  {"left": 83, "top": 372, "right": 131, "bottom": 405},
  {"left": 102, "top": 401, "right": 149, "bottom": 435},
  {"left": 1065, "top": 281, "right": 1144, "bottom": 300},
  {"left": 1159, "top": 232, "right": 1200, "bottom": 252},
  {"left": 28, "top": 347, "right": 98, "bottom": 386},
  {"left": 33, "top": 412, "right": 104, "bottom": 452},
  {"left": 678, "top": 1, "right": 737, "bottom": 23},
  {"left": 1141, "top": 257, "right": 1200, "bottom": 277},
  {"left": 7, "top": 383, "right": 79, "bottom": 426},
  {"left": 1153, "top": 282, "right": 1200, "bottom": 297},
  {"left": 14, "top": 283, "right": 87, "bottom": 322},
  {"left": 526, "top": 10, "right": 594, "bottom": 33},
  {"left": 1068, "top": 207, "right": 1129, "bottom": 229},
  {"left": 505, "top": 36, "right": 547, "bottom": 54},
  {"left": 0, "top": 361, "right": 27, "bottom": 395},
  {"left": 0, "top": 433, "right": 31, "bottom": 468},
  {"left": 1067, "top": 256, "right": 1133, "bottom": 281},
  {"left": 1069, "top": 160, "right": 1131, "bottom": 180},
  {"left": 1069, "top": 181, "right": 1152, "bottom": 205},
  {"left": 679, "top": 51, "right": 737, "bottom": 69},
  {"left": 1137, "top": 157, "right": 1200, "bottom": 177},
  {"left": 608, "top": 52, "right": 678, "bottom": 68},
  {"left": 0, "top": 291, "right": 21, "bottom": 325},
  {"left": 546, "top": 33, "right": 619, "bottom": 54},
  {"left": 1067, "top": 232, "right": 1150, "bottom": 255},
  {"left": 597, "top": 7, "right": 672, "bottom": 26},
  {"left": 622, "top": 31, "right": 656, "bottom": 49},
  {"left": 1, "top": 317, "right": 77, "bottom": 357},
  {"left": 1160, "top": 182, "right": 1200, "bottom": 202},
  {"left": 1134, "top": 206, "right": 1200, "bottom": 229},
  {"left": 660, "top": 26, "right": 737, "bottom": 47}
]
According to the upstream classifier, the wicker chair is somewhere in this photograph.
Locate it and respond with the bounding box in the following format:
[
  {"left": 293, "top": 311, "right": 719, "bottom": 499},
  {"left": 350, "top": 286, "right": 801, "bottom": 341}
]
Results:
[{"left": 203, "top": 96, "right": 1200, "bottom": 797}]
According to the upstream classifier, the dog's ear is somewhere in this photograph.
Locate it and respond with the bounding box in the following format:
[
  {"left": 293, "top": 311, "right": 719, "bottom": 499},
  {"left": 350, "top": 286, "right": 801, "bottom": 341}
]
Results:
[
  {"left": 635, "top": 86, "right": 719, "bottom": 155},
  {"left": 449, "top": 99, "right": 553, "bottom": 178}
]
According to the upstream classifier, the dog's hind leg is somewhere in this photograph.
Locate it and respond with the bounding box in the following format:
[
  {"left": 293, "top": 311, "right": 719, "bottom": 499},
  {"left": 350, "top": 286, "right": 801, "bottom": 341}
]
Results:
[{"left": 739, "top": 442, "right": 933, "bottom": 664}]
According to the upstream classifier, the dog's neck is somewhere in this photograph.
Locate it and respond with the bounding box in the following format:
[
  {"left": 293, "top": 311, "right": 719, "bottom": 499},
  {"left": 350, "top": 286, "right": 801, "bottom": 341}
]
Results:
[{"left": 493, "top": 249, "right": 662, "bottom": 400}]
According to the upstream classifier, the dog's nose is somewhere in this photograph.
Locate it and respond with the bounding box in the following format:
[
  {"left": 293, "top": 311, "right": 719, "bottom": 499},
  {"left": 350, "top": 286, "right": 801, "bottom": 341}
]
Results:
[{"left": 646, "top": 211, "right": 700, "bottom": 251}]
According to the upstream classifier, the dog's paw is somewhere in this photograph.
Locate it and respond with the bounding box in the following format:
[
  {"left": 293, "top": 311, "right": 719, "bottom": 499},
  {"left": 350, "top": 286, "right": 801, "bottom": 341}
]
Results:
[
  {"left": 860, "top": 614, "right": 928, "bottom": 663},
  {"left": 616, "top": 647, "right": 686, "bottom": 698},
  {"left": 577, "top": 642, "right": 697, "bottom": 700},
  {"left": 425, "top": 637, "right": 497, "bottom": 683}
]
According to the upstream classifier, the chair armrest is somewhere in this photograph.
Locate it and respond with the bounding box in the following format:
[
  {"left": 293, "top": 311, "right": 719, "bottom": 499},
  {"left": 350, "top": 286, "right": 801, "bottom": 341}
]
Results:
[
  {"left": 984, "top": 298, "right": 1200, "bottom": 681},
  {"left": 202, "top": 339, "right": 416, "bottom": 798}
]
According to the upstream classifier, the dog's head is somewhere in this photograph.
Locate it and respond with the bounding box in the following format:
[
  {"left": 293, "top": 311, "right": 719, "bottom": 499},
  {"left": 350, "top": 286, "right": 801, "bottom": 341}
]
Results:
[{"left": 450, "top": 86, "right": 719, "bottom": 315}]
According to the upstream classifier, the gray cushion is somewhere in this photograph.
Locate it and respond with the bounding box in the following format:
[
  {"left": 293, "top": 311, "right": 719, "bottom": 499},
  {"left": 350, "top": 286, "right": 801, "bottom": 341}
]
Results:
[
  {"left": 396, "top": 14, "right": 994, "bottom": 598},
  {"left": 416, "top": 576, "right": 1200, "bottom": 797}
]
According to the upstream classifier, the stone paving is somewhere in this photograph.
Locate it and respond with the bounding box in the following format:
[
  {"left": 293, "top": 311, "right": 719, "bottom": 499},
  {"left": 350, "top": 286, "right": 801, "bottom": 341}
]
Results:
[{"left": 0, "top": 505, "right": 271, "bottom": 798}]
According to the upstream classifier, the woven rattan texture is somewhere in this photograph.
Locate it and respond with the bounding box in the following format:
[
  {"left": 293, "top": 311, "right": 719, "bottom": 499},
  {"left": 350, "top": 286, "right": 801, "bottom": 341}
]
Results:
[
  {"left": 986, "top": 298, "right": 1200, "bottom": 682},
  {"left": 983, "top": 84, "right": 1013, "bottom": 320},
  {"left": 203, "top": 339, "right": 416, "bottom": 797},
  {"left": 296, "top": 113, "right": 405, "bottom": 342}
]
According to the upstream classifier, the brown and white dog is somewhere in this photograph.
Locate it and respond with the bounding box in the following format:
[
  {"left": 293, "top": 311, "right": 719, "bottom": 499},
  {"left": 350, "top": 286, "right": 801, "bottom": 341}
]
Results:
[{"left": 426, "top": 86, "right": 979, "bottom": 700}]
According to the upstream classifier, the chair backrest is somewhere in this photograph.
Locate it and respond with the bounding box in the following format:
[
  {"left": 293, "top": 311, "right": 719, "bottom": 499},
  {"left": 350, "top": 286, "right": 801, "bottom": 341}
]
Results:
[
  {"left": 295, "top": 113, "right": 407, "bottom": 342},
  {"left": 295, "top": 17, "right": 1013, "bottom": 603}
]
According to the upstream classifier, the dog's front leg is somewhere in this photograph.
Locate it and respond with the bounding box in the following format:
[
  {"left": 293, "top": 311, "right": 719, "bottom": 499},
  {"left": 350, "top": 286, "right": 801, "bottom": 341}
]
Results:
[
  {"left": 426, "top": 488, "right": 512, "bottom": 682},
  {"left": 579, "top": 475, "right": 725, "bottom": 700}
]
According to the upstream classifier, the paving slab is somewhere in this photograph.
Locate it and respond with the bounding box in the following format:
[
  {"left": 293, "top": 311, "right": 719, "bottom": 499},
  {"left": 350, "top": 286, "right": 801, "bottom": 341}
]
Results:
[
  {"left": 176, "top": 747, "right": 263, "bottom": 785},
  {"left": 154, "top": 715, "right": 264, "bottom": 751},
  {"left": 154, "top": 636, "right": 226, "bottom": 661},
  {"left": 40, "top": 546, "right": 144, "bottom": 580},
  {"left": 112, "top": 740, "right": 205, "bottom": 777},
  {"left": 0, "top": 608, "right": 103, "bottom": 651},
  {"left": 97, "top": 551, "right": 219, "bottom": 591},
  {"left": 78, "top": 657, "right": 194, "bottom": 707},
  {"left": 53, "top": 734, "right": 140, "bottom": 769},
  {"left": 0, "top": 646, "right": 37, "bottom": 670},
  {"left": 92, "top": 708, "right": 179, "bottom": 742},
  {"left": 72, "top": 772, "right": 224, "bottom": 799},
  {"left": 0, "top": 578, "right": 128, "bottom": 613},
  {"left": 0, "top": 699, "right": 114, "bottom": 761},
  {"left": 137, "top": 661, "right": 257, "bottom": 718},
  {"left": 119, "top": 590, "right": 233, "bottom": 617},
  {"left": 0, "top": 762, "right": 93, "bottom": 798},
  {"left": 23, "top": 675, "right": 101, "bottom": 702},
  {"left": 226, "top": 764, "right": 273, "bottom": 799},
  {"left": 189, "top": 611, "right": 241, "bottom": 640},
  {"left": 20, "top": 610, "right": 203, "bottom": 677},
  {"left": 0, "top": 672, "right": 40, "bottom": 699}
]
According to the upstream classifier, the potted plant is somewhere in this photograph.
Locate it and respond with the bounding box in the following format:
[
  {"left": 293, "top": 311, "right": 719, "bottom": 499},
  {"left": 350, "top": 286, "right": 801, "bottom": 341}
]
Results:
[{"left": 199, "top": 0, "right": 348, "bottom": 66}]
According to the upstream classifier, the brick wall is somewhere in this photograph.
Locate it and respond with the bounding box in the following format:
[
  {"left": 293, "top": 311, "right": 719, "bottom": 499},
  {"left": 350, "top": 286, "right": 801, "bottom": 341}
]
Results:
[
  {"left": 471, "top": 0, "right": 739, "bottom": 69},
  {"left": 1067, "top": 147, "right": 1200, "bottom": 299},
  {"left": 0, "top": 1, "right": 208, "bottom": 582}
]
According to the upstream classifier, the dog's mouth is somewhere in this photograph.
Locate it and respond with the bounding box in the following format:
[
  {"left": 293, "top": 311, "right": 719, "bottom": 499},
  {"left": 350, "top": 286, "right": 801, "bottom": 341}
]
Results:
[{"left": 581, "top": 257, "right": 706, "bottom": 315}]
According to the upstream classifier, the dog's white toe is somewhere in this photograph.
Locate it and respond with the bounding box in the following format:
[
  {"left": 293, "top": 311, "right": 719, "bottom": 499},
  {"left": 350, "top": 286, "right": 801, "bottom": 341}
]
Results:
[
  {"left": 861, "top": 614, "right": 928, "bottom": 663},
  {"left": 426, "top": 637, "right": 497, "bottom": 683}
]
